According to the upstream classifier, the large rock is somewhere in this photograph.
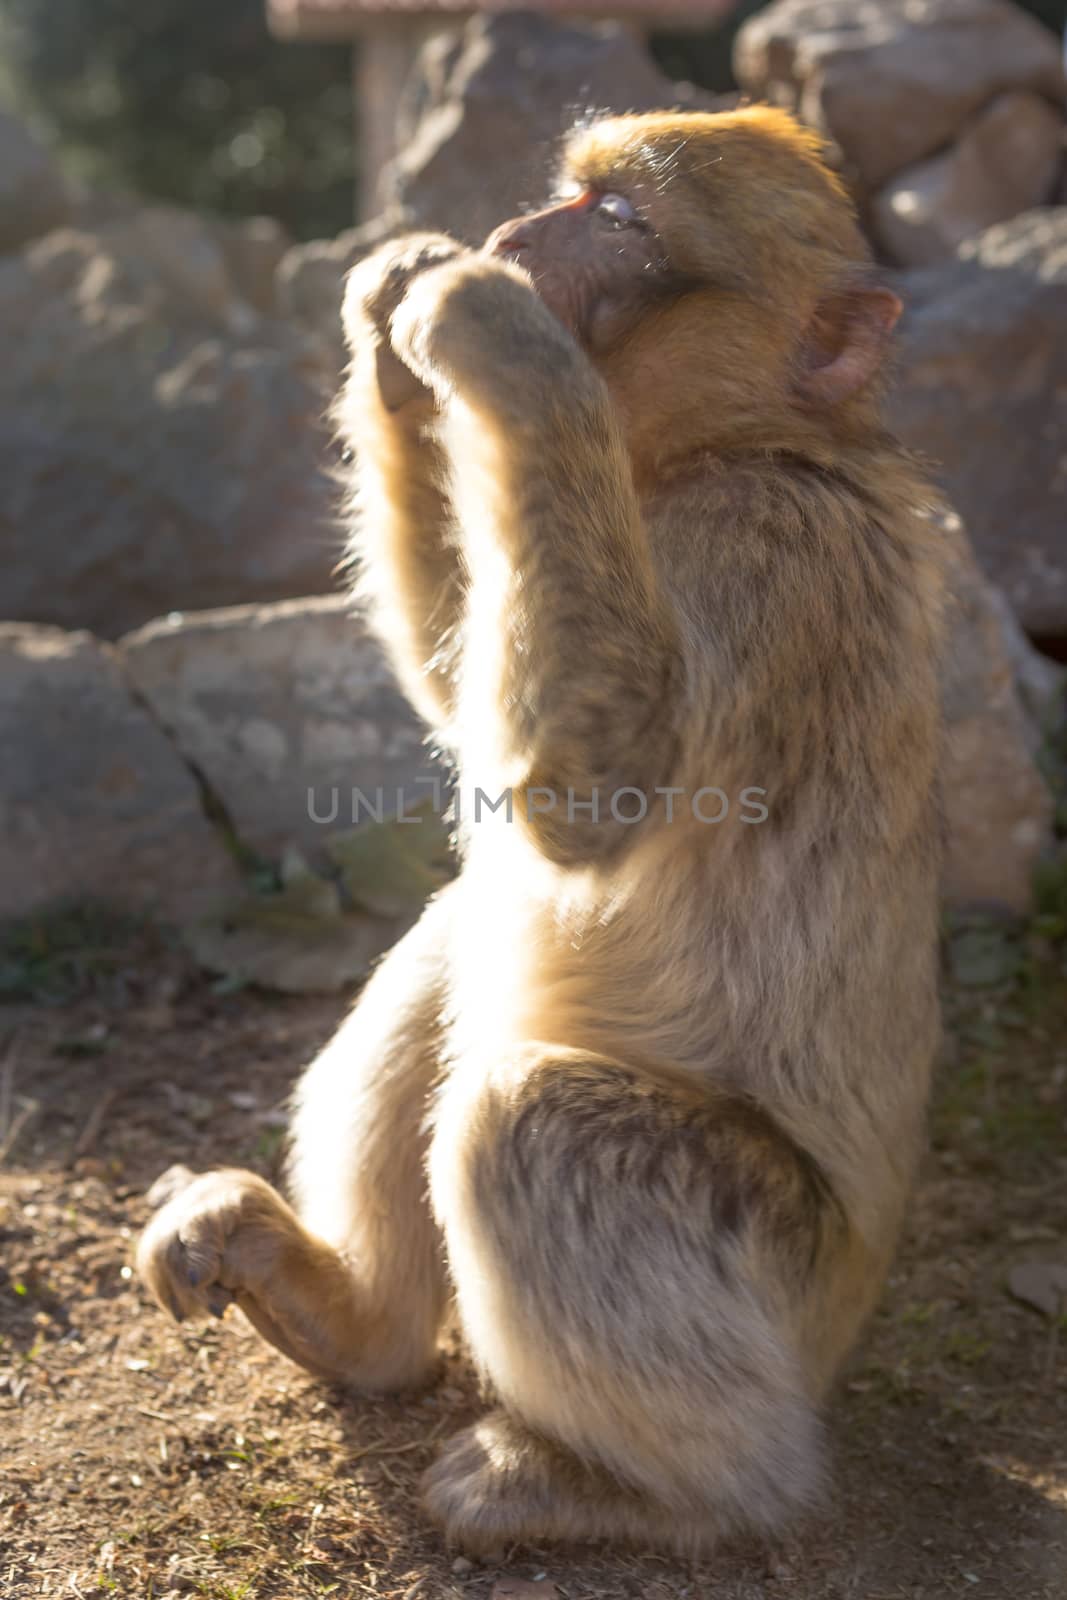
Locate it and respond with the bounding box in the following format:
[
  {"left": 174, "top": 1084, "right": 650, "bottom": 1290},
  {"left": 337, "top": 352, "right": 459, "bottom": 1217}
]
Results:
[
  {"left": 215, "top": 214, "right": 292, "bottom": 319},
  {"left": 275, "top": 216, "right": 396, "bottom": 375},
  {"left": 939, "top": 518, "right": 1056, "bottom": 913},
  {"left": 873, "top": 91, "right": 1064, "bottom": 267},
  {"left": 889, "top": 209, "right": 1067, "bottom": 638},
  {"left": 734, "top": 0, "right": 1065, "bottom": 194},
  {"left": 0, "top": 216, "right": 339, "bottom": 638},
  {"left": 0, "top": 112, "right": 71, "bottom": 255},
  {"left": 119, "top": 598, "right": 444, "bottom": 862},
  {"left": 0, "top": 625, "right": 238, "bottom": 926}
]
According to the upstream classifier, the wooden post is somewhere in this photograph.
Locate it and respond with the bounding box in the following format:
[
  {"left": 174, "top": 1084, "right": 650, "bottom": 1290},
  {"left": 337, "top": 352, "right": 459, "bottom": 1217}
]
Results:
[{"left": 353, "top": 15, "right": 450, "bottom": 219}]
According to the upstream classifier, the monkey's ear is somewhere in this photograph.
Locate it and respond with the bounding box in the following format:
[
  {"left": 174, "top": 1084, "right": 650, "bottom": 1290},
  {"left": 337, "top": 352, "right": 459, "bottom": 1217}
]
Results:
[{"left": 796, "top": 285, "right": 902, "bottom": 407}]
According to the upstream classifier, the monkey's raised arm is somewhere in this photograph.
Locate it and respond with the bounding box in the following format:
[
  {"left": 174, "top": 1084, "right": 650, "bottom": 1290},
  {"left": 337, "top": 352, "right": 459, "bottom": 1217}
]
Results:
[
  {"left": 391, "top": 257, "right": 683, "bottom": 864},
  {"left": 339, "top": 237, "right": 470, "bottom": 732}
]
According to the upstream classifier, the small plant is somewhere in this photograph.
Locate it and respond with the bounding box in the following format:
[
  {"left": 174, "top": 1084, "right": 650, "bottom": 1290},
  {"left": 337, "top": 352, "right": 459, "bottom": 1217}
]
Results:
[
  {"left": 1032, "top": 852, "right": 1067, "bottom": 941},
  {"left": 0, "top": 901, "right": 147, "bottom": 1004}
]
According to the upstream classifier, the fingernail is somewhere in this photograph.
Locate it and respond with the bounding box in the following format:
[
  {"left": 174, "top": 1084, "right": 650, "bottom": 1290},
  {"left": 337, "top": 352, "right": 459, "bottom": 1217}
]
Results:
[{"left": 206, "top": 1288, "right": 232, "bottom": 1318}]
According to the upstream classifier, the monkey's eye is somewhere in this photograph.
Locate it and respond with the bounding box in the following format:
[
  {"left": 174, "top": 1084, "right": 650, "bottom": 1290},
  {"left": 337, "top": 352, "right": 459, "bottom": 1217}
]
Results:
[{"left": 595, "top": 192, "right": 640, "bottom": 228}]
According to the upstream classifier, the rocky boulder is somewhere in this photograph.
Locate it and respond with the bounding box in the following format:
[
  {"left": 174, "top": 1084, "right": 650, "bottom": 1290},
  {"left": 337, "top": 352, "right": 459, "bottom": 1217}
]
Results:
[
  {"left": 216, "top": 214, "right": 293, "bottom": 319},
  {"left": 0, "top": 624, "right": 238, "bottom": 927},
  {"left": 0, "top": 215, "right": 340, "bottom": 638},
  {"left": 873, "top": 91, "right": 1064, "bottom": 267},
  {"left": 118, "top": 598, "right": 452, "bottom": 994},
  {"left": 889, "top": 208, "right": 1067, "bottom": 638},
  {"left": 938, "top": 517, "right": 1056, "bottom": 913},
  {"left": 119, "top": 598, "right": 444, "bottom": 863},
  {"left": 734, "top": 0, "right": 1065, "bottom": 195},
  {"left": 0, "top": 112, "right": 71, "bottom": 255},
  {"left": 275, "top": 216, "right": 396, "bottom": 376}
]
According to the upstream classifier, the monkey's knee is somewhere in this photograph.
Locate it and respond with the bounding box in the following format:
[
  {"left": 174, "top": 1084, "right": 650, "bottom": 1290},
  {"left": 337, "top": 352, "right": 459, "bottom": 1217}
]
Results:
[{"left": 432, "top": 1054, "right": 830, "bottom": 1535}]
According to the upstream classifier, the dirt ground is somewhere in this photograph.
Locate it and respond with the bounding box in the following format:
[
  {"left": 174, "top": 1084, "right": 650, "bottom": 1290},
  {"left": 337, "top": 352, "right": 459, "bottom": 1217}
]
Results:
[{"left": 1, "top": 922, "right": 1065, "bottom": 1600}]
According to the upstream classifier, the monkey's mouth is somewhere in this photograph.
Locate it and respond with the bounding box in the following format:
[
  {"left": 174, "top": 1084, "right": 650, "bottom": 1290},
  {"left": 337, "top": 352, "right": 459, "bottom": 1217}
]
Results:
[{"left": 484, "top": 239, "right": 584, "bottom": 343}]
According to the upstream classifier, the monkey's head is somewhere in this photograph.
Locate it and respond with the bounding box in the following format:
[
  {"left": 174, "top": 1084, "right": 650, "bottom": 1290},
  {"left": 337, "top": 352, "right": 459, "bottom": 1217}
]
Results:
[{"left": 486, "top": 108, "right": 901, "bottom": 464}]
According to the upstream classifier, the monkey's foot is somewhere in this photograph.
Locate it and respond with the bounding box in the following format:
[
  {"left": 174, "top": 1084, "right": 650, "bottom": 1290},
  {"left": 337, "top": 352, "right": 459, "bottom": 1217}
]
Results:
[
  {"left": 137, "top": 1167, "right": 301, "bottom": 1326},
  {"left": 136, "top": 1166, "right": 434, "bottom": 1389},
  {"left": 421, "top": 1410, "right": 717, "bottom": 1556},
  {"left": 137, "top": 1166, "right": 344, "bottom": 1374}
]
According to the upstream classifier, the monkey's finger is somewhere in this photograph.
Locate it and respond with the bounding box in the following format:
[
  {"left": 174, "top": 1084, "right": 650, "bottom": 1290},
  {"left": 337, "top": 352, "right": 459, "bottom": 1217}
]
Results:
[
  {"left": 176, "top": 1220, "right": 224, "bottom": 1296},
  {"left": 145, "top": 1164, "right": 198, "bottom": 1211},
  {"left": 205, "top": 1285, "right": 234, "bottom": 1319},
  {"left": 344, "top": 235, "right": 467, "bottom": 339},
  {"left": 376, "top": 345, "right": 431, "bottom": 413},
  {"left": 388, "top": 235, "right": 468, "bottom": 297},
  {"left": 135, "top": 1200, "right": 226, "bottom": 1323},
  {"left": 158, "top": 1280, "right": 186, "bottom": 1324},
  {"left": 136, "top": 1218, "right": 203, "bottom": 1323},
  {"left": 388, "top": 277, "right": 447, "bottom": 394}
]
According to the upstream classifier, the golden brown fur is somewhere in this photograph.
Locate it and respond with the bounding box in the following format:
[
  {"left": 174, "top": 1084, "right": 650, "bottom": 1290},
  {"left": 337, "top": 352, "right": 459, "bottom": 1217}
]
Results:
[{"left": 138, "top": 108, "right": 946, "bottom": 1555}]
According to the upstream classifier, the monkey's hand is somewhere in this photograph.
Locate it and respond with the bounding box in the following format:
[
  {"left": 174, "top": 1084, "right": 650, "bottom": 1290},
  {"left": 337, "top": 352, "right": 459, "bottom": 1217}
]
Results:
[
  {"left": 343, "top": 233, "right": 471, "bottom": 412},
  {"left": 136, "top": 1166, "right": 301, "bottom": 1324},
  {"left": 390, "top": 256, "right": 594, "bottom": 420}
]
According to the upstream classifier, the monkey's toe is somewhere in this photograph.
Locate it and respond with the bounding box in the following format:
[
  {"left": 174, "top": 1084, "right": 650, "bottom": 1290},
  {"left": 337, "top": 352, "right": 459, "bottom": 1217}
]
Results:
[
  {"left": 136, "top": 1197, "right": 226, "bottom": 1323},
  {"left": 421, "top": 1421, "right": 517, "bottom": 1554},
  {"left": 422, "top": 1411, "right": 723, "bottom": 1555},
  {"left": 421, "top": 1411, "right": 610, "bottom": 1554}
]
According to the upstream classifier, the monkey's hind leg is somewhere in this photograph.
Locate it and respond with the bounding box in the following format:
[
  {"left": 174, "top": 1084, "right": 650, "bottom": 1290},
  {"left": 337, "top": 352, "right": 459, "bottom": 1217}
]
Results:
[
  {"left": 425, "top": 1049, "right": 837, "bottom": 1553},
  {"left": 137, "top": 896, "right": 453, "bottom": 1392}
]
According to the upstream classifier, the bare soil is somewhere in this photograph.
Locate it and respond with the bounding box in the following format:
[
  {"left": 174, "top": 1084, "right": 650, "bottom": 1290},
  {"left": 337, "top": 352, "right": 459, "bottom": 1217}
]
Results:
[{"left": 1, "top": 929, "right": 1065, "bottom": 1599}]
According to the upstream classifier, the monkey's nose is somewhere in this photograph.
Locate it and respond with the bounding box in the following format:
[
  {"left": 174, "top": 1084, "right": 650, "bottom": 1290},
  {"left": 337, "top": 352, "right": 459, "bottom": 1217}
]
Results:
[{"left": 485, "top": 220, "right": 530, "bottom": 260}]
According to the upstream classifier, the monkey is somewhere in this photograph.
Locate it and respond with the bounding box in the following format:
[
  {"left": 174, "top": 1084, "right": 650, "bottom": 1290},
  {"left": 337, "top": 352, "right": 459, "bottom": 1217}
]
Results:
[{"left": 138, "top": 107, "right": 946, "bottom": 1556}]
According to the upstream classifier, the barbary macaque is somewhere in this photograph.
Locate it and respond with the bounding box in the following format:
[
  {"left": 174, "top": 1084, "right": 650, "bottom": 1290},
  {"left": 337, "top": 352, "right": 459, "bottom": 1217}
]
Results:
[{"left": 139, "top": 108, "right": 945, "bottom": 1554}]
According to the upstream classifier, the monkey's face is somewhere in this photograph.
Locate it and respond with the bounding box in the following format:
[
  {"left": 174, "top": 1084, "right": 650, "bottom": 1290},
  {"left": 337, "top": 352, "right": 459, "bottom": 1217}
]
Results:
[
  {"left": 484, "top": 186, "right": 679, "bottom": 354},
  {"left": 488, "top": 110, "right": 902, "bottom": 423},
  {"left": 482, "top": 110, "right": 847, "bottom": 363}
]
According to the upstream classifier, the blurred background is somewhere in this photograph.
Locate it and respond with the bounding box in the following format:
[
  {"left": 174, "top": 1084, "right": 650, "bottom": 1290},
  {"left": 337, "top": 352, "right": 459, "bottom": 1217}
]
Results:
[
  {"left": 0, "top": 0, "right": 1063, "bottom": 978},
  {"left": 1, "top": 0, "right": 1066, "bottom": 967},
  {"left": 0, "top": 0, "right": 762, "bottom": 239},
  {"left": 0, "top": 0, "right": 1060, "bottom": 235}
]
